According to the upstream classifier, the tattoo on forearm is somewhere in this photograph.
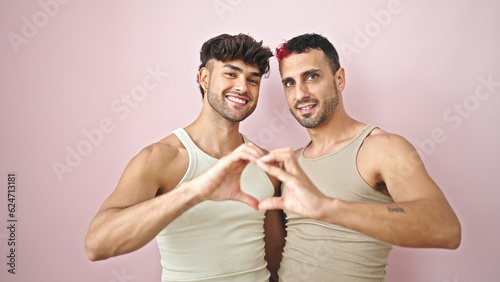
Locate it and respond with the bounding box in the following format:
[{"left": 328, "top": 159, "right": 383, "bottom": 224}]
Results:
[{"left": 388, "top": 206, "right": 405, "bottom": 213}]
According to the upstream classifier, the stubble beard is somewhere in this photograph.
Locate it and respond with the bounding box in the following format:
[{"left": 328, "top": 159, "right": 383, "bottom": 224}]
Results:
[
  {"left": 207, "top": 89, "right": 256, "bottom": 123},
  {"left": 291, "top": 85, "right": 340, "bottom": 128}
]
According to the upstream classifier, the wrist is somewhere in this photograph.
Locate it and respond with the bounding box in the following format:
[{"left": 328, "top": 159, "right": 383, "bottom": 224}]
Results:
[
  {"left": 316, "top": 197, "right": 344, "bottom": 224},
  {"left": 175, "top": 179, "right": 206, "bottom": 207}
]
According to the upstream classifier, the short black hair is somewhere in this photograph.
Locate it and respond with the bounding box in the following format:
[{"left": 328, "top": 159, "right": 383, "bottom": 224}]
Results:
[{"left": 276, "top": 33, "right": 340, "bottom": 74}]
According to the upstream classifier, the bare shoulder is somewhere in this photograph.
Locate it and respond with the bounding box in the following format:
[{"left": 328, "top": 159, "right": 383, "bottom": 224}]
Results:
[
  {"left": 138, "top": 133, "right": 189, "bottom": 190},
  {"left": 362, "top": 128, "right": 417, "bottom": 158},
  {"left": 359, "top": 128, "right": 450, "bottom": 203},
  {"left": 96, "top": 133, "right": 190, "bottom": 213},
  {"left": 128, "top": 136, "right": 177, "bottom": 174},
  {"left": 141, "top": 133, "right": 187, "bottom": 163},
  {"left": 98, "top": 133, "right": 189, "bottom": 212},
  {"left": 357, "top": 128, "right": 425, "bottom": 193}
]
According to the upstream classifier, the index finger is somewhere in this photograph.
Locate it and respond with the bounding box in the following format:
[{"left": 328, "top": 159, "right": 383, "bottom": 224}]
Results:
[
  {"left": 259, "top": 147, "right": 295, "bottom": 163},
  {"left": 228, "top": 142, "right": 267, "bottom": 163}
]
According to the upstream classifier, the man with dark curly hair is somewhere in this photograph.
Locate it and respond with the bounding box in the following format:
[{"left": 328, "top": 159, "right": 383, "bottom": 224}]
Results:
[{"left": 85, "top": 33, "right": 283, "bottom": 282}]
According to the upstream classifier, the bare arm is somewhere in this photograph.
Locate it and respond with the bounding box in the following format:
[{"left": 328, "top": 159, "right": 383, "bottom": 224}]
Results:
[
  {"left": 85, "top": 142, "right": 265, "bottom": 261},
  {"left": 329, "top": 133, "right": 461, "bottom": 248},
  {"left": 256, "top": 135, "right": 461, "bottom": 249},
  {"left": 85, "top": 143, "right": 199, "bottom": 261}
]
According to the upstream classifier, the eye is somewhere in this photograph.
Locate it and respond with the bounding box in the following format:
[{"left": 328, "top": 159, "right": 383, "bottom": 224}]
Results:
[
  {"left": 225, "top": 72, "right": 236, "bottom": 77},
  {"left": 284, "top": 80, "right": 295, "bottom": 87},
  {"left": 307, "top": 74, "right": 318, "bottom": 81},
  {"left": 248, "top": 78, "right": 259, "bottom": 85}
]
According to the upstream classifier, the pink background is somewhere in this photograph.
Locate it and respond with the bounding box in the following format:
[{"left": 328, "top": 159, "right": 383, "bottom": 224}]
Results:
[{"left": 1, "top": 0, "right": 499, "bottom": 281}]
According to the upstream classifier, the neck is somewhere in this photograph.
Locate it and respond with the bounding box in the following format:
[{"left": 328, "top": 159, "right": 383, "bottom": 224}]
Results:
[
  {"left": 304, "top": 104, "right": 364, "bottom": 157},
  {"left": 184, "top": 103, "right": 244, "bottom": 159}
]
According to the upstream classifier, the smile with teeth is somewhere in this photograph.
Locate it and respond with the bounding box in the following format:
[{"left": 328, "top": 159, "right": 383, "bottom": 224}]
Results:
[
  {"left": 299, "top": 105, "right": 315, "bottom": 110},
  {"left": 227, "top": 96, "right": 248, "bottom": 104}
]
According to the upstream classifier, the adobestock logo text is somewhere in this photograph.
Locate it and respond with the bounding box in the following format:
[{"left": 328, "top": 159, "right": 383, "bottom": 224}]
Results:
[
  {"left": 51, "top": 65, "right": 169, "bottom": 183},
  {"left": 7, "top": 0, "right": 70, "bottom": 54}
]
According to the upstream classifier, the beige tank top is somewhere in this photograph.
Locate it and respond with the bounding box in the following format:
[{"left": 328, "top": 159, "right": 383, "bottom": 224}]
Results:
[
  {"left": 156, "top": 128, "right": 274, "bottom": 282},
  {"left": 279, "top": 124, "right": 394, "bottom": 282}
]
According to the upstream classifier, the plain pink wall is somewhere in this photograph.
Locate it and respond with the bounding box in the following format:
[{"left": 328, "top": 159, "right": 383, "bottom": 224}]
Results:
[{"left": 1, "top": 0, "right": 499, "bottom": 281}]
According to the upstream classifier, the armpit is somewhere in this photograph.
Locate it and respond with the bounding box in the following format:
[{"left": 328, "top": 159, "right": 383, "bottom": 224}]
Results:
[{"left": 374, "top": 181, "right": 390, "bottom": 196}]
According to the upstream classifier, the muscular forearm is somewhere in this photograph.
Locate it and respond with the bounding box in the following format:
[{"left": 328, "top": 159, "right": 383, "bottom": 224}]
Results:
[
  {"left": 85, "top": 181, "right": 202, "bottom": 261},
  {"left": 320, "top": 198, "right": 461, "bottom": 249}
]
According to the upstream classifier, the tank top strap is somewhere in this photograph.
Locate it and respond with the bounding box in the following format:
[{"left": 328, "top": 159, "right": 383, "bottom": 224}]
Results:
[
  {"left": 350, "top": 124, "right": 378, "bottom": 151},
  {"left": 171, "top": 128, "right": 198, "bottom": 188},
  {"left": 173, "top": 128, "right": 197, "bottom": 153},
  {"left": 241, "top": 133, "right": 249, "bottom": 144},
  {"left": 299, "top": 124, "right": 378, "bottom": 159},
  {"left": 174, "top": 129, "right": 252, "bottom": 164},
  {"left": 173, "top": 128, "right": 219, "bottom": 162}
]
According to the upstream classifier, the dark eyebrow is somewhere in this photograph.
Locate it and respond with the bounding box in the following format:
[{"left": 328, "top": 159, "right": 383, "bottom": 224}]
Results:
[
  {"left": 282, "top": 68, "right": 322, "bottom": 84},
  {"left": 281, "top": 77, "right": 293, "bottom": 84},
  {"left": 223, "top": 64, "right": 242, "bottom": 72},
  {"left": 223, "top": 63, "right": 261, "bottom": 77},
  {"left": 302, "top": 68, "right": 322, "bottom": 78}
]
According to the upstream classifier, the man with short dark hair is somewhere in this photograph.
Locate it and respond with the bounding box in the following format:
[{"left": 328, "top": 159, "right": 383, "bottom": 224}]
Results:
[
  {"left": 256, "top": 33, "right": 461, "bottom": 281},
  {"left": 85, "top": 33, "right": 283, "bottom": 282}
]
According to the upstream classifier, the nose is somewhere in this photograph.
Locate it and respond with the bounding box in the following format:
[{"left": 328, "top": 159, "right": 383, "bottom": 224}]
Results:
[
  {"left": 294, "top": 81, "right": 309, "bottom": 102},
  {"left": 235, "top": 77, "right": 248, "bottom": 95}
]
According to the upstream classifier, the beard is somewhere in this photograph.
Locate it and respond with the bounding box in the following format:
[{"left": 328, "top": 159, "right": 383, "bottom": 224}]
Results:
[
  {"left": 290, "top": 81, "right": 340, "bottom": 128},
  {"left": 290, "top": 95, "right": 339, "bottom": 128},
  {"left": 207, "top": 89, "right": 256, "bottom": 122}
]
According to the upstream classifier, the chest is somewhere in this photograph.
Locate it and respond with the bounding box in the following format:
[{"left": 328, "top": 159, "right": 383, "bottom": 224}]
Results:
[{"left": 298, "top": 154, "right": 392, "bottom": 204}]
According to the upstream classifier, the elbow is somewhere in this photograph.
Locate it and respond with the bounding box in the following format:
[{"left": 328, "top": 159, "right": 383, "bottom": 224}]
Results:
[
  {"left": 442, "top": 233, "right": 461, "bottom": 250},
  {"left": 445, "top": 221, "right": 462, "bottom": 250},
  {"left": 86, "top": 248, "right": 104, "bottom": 262},
  {"left": 447, "top": 237, "right": 461, "bottom": 250},
  {"left": 85, "top": 234, "right": 109, "bottom": 262},
  {"left": 437, "top": 218, "right": 462, "bottom": 250},
  {"left": 86, "top": 249, "right": 101, "bottom": 262}
]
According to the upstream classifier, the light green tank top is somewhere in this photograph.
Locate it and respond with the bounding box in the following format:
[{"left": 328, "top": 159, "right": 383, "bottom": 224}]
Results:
[
  {"left": 156, "top": 128, "right": 274, "bottom": 282},
  {"left": 279, "top": 124, "right": 395, "bottom": 282}
]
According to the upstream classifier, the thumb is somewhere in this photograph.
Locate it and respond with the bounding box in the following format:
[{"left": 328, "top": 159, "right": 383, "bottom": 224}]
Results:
[{"left": 233, "top": 192, "right": 259, "bottom": 210}]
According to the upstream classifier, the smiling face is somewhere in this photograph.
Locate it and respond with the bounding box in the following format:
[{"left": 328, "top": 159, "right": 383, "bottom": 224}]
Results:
[
  {"left": 279, "top": 49, "right": 344, "bottom": 128},
  {"left": 201, "top": 59, "right": 262, "bottom": 123}
]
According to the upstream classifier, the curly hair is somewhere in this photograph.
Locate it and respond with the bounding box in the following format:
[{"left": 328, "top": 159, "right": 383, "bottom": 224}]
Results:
[{"left": 197, "top": 33, "right": 273, "bottom": 97}]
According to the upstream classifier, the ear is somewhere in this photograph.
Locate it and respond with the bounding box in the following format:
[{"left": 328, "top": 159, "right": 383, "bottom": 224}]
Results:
[
  {"left": 335, "top": 67, "right": 346, "bottom": 92},
  {"left": 199, "top": 67, "right": 210, "bottom": 92}
]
